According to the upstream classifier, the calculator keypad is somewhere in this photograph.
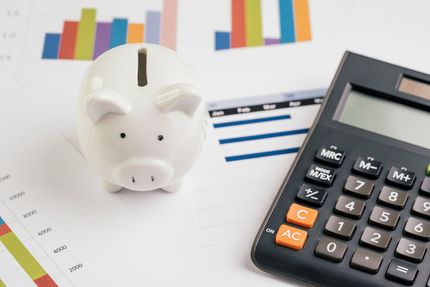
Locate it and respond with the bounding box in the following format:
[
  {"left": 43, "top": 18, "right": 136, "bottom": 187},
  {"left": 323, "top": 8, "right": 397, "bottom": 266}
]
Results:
[
  {"left": 334, "top": 195, "right": 366, "bottom": 219},
  {"left": 369, "top": 206, "right": 400, "bottom": 230},
  {"left": 271, "top": 145, "right": 430, "bottom": 286}
]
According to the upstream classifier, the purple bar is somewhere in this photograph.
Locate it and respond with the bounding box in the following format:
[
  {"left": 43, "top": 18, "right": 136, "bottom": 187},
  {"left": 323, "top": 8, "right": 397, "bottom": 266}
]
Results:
[
  {"left": 93, "top": 22, "right": 112, "bottom": 59},
  {"left": 265, "top": 38, "right": 280, "bottom": 45}
]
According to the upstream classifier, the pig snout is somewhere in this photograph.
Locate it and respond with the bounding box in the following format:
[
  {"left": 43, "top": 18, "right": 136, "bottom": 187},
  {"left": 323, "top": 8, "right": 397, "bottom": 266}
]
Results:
[{"left": 115, "top": 158, "right": 173, "bottom": 191}]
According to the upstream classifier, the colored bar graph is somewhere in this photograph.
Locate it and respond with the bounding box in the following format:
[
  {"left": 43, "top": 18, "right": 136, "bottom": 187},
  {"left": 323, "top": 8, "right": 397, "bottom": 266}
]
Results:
[
  {"left": 58, "top": 21, "right": 78, "bottom": 59},
  {"left": 41, "top": 34, "right": 60, "bottom": 59},
  {"left": 294, "top": 0, "right": 311, "bottom": 41},
  {"left": 160, "top": 0, "right": 178, "bottom": 50},
  {"left": 245, "top": 0, "right": 264, "bottom": 46},
  {"left": 93, "top": 22, "right": 112, "bottom": 59},
  {"left": 42, "top": 5, "right": 178, "bottom": 61},
  {"left": 110, "top": 18, "right": 128, "bottom": 48},
  {"left": 0, "top": 217, "right": 58, "bottom": 287},
  {"left": 279, "top": 0, "right": 296, "bottom": 43},
  {"left": 127, "top": 23, "right": 145, "bottom": 43},
  {"left": 74, "top": 8, "right": 97, "bottom": 60},
  {"left": 231, "top": 0, "right": 246, "bottom": 48},
  {"left": 214, "top": 0, "right": 311, "bottom": 50},
  {"left": 145, "top": 11, "right": 161, "bottom": 44}
]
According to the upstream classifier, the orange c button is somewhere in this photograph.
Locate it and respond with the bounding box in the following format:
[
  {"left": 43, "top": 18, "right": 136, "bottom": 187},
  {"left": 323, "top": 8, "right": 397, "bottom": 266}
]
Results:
[
  {"left": 275, "top": 224, "right": 308, "bottom": 250},
  {"left": 286, "top": 203, "right": 318, "bottom": 228}
]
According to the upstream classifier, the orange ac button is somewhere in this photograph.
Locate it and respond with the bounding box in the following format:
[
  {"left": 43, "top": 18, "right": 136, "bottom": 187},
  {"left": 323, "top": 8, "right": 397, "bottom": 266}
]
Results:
[
  {"left": 286, "top": 203, "right": 318, "bottom": 228},
  {"left": 275, "top": 224, "right": 307, "bottom": 250}
]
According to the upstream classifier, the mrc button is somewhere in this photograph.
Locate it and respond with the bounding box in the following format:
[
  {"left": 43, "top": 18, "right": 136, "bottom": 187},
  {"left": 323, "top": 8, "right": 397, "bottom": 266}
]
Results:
[
  {"left": 315, "top": 146, "right": 345, "bottom": 167},
  {"left": 305, "top": 164, "right": 336, "bottom": 187},
  {"left": 352, "top": 157, "right": 382, "bottom": 178},
  {"left": 386, "top": 167, "right": 416, "bottom": 189}
]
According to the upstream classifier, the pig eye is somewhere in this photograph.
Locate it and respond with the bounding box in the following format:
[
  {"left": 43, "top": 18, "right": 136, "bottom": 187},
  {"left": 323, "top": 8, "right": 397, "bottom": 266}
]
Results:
[
  {"left": 120, "top": 133, "right": 126, "bottom": 139},
  {"left": 157, "top": 135, "right": 164, "bottom": 141}
]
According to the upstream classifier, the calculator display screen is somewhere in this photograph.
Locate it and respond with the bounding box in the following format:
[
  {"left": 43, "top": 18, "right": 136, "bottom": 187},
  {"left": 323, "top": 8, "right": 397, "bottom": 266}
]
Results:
[{"left": 338, "top": 89, "right": 430, "bottom": 149}]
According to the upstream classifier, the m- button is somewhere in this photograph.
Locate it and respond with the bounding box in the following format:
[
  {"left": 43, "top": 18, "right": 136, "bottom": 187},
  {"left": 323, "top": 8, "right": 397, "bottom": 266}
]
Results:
[
  {"left": 352, "top": 157, "right": 382, "bottom": 179},
  {"left": 286, "top": 203, "right": 318, "bottom": 228},
  {"left": 305, "top": 164, "right": 336, "bottom": 187},
  {"left": 315, "top": 146, "right": 345, "bottom": 167}
]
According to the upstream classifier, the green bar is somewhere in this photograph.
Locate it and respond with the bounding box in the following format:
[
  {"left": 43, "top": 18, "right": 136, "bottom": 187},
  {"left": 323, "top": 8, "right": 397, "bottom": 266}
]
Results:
[
  {"left": 245, "top": 0, "right": 264, "bottom": 46},
  {"left": 0, "top": 232, "right": 47, "bottom": 280},
  {"left": 0, "top": 279, "right": 6, "bottom": 287},
  {"left": 74, "top": 8, "right": 97, "bottom": 60}
]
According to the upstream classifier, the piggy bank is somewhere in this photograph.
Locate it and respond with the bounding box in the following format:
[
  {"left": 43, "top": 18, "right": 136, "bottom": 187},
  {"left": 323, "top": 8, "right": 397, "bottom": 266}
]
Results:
[{"left": 77, "top": 44, "right": 206, "bottom": 193}]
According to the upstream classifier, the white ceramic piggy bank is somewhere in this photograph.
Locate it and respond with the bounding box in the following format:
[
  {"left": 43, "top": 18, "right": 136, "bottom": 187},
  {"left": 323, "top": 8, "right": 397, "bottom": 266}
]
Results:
[{"left": 77, "top": 44, "right": 206, "bottom": 193}]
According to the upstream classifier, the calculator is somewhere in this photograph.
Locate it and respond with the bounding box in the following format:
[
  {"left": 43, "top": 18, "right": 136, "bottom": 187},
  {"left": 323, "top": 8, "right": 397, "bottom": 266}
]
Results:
[{"left": 251, "top": 52, "right": 430, "bottom": 287}]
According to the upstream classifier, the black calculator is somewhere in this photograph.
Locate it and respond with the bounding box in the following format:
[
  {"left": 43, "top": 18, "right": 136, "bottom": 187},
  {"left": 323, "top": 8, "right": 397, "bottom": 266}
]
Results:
[{"left": 252, "top": 52, "right": 430, "bottom": 287}]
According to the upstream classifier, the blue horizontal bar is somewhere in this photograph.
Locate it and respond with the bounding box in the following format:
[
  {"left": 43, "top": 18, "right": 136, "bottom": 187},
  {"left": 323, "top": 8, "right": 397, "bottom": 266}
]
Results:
[
  {"left": 225, "top": 147, "right": 299, "bottom": 162},
  {"left": 213, "top": 114, "right": 291, "bottom": 128},
  {"left": 219, "top": 128, "right": 309, "bottom": 144}
]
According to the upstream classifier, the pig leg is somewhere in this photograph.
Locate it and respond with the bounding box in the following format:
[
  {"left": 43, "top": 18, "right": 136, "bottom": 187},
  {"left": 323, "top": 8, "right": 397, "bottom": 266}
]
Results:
[
  {"left": 102, "top": 180, "right": 122, "bottom": 192},
  {"left": 162, "top": 180, "right": 183, "bottom": 193}
]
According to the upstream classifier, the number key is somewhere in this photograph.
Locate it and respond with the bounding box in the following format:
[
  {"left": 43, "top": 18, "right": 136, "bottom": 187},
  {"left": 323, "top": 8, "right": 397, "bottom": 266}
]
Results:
[
  {"left": 369, "top": 206, "right": 400, "bottom": 230},
  {"left": 314, "top": 237, "right": 347, "bottom": 262},
  {"left": 378, "top": 186, "right": 408, "bottom": 209},
  {"left": 324, "top": 215, "right": 356, "bottom": 240},
  {"left": 360, "top": 227, "right": 391, "bottom": 251},
  {"left": 404, "top": 217, "right": 430, "bottom": 241},
  {"left": 395, "top": 238, "right": 426, "bottom": 263},
  {"left": 334, "top": 195, "right": 365, "bottom": 219},
  {"left": 412, "top": 196, "right": 430, "bottom": 219},
  {"left": 344, "top": 175, "right": 374, "bottom": 199},
  {"left": 421, "top": 177, "right": 430, "bottom": 196}
]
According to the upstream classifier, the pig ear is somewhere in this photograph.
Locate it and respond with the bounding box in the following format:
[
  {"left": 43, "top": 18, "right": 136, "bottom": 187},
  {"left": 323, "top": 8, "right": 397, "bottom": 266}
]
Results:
[
  {"left": 155, "top": 83, "right": 202, "bottom": 117},
  {"left": 87, "top": 89, "right": 132, "bottom": 124}
]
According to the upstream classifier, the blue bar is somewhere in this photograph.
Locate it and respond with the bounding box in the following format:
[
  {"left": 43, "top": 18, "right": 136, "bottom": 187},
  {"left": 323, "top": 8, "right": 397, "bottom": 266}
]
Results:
[
  {"left": 42, "top": 33, "right": 60, "bottom": 59},
  {"left": 213, "top": 114, "right": 291, "bottom": 128},
  {"left": 0, "top": 217, "right": 4, "bottom": 225},
  {"left": 225, "top": 147, "right": 300, "bottom": 162},
  {"left": 279, "top": 0, "right": 295, "bottom": 43},
  {"left": 110, "top": 18, "right": 128, "bottom": 48},
  {"left": 215, "top": 32, "right": 230, "bottom": 50},
  {"left": 145, "top": 11, "right": 161, "bottom": 44},
  {"left": 219, "top": 128, "right": 309, "bottom": 144}
]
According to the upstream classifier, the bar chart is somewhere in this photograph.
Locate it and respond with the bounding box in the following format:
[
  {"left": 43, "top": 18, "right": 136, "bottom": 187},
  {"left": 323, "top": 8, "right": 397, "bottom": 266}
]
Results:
[
  {"left": 41, "top": 0, "right": 177, "bottom": 60},
  {"left": 215, "top": 0, "right": 311, "bottom": 50},
  {"left": 0, "top": 216, "right": 58, "bottom": 287}
]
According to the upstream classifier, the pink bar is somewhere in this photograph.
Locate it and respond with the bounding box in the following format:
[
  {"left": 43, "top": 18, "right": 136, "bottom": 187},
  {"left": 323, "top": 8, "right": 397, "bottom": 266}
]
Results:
[{"left": 160, "top": 0, "right": 177, "bottom": 50}]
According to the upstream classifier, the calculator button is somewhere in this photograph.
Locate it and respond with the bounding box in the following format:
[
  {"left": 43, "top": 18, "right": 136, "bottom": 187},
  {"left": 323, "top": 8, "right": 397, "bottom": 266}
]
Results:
[
  {"left": 344, "top": 175, "right": 374, "bottom": 199},
  {"left": 427, "top": 163, "right": 430, "bottom": 176},
  {"left": 368, "top": 206, "right": 400, "bottom": 230},
  {"left": 305, "top": 164, "right": 336, "bottom": 187},
  {"left": 334, "top": 195, "right": 365, "bottom": 219},
  {"left": 286, "top": 203, "right": 318, "bottom": 229},
  {"left": 315, "top": 146, "right": 345, "bottom": 167},
  {"left": 360, "top": 227, "right": 391, "bottom": 251},
  {"left": 386, "top": 259, "right": 418, "bottom": 285},
  {"left": 350, "top": 248, "right": 383, "bottom": 274},
  {"left": 352, "top": 157, "right": 382, "bottom": 179},
  {"left": 275, "top": 224, "right": 307, "bottom": 250},
  {"left": 314, "top": 237, "right": 347, "bottom": 262},
  {"left": 395, "top": 238, "right": 427, "bottom": 263},
  {"left": 404, "top": 217, "right": 430, "bottom": 241},
  {"left": 420, "top": 177, "right": 430, "bottom": 196},
  {"left": 412, "top": 196, "right": 430, "bottom": 218},
  {"left": 324, "top": 215, "right": 356, "bottom": 240},
  {"left": 378, "top": 186, "right": 408, "bottom": 209},
  {"left": 296, "top": 184, "right": 327, "bottom": 207},
  {"left": 386, "top": 167, "right": 416, "bottom": 189}
]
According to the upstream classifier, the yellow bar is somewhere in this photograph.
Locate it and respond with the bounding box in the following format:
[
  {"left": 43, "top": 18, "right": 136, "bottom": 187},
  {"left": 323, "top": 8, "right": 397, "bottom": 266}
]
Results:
[
  {"left": 245, "top": 0, "right": 264, "bottom": 46},
  {"left": 74, "top": 8, "right": 97, "bottom": 60},
  {"left": 127, "top": 23, "right": 145, "bottom": 43},
  {"left": 0, "top": 232, "right": 47, "bottom": 280},
  {"left": 293, "top": 0, "right": 312, "bottom": 41},
  {"left": 0, "top": 279, "right": 6, "bottom": 287}
]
